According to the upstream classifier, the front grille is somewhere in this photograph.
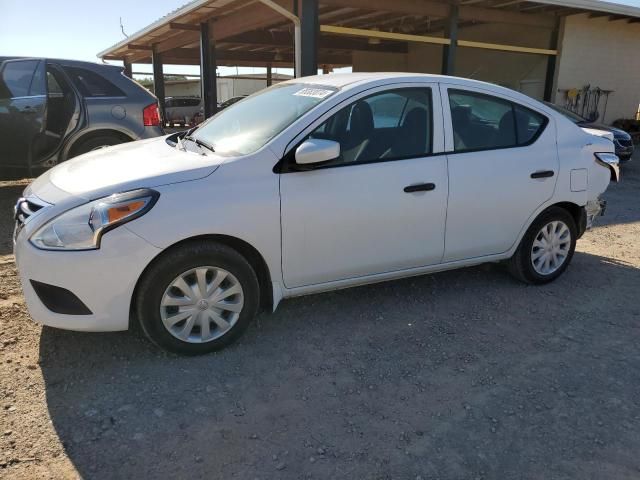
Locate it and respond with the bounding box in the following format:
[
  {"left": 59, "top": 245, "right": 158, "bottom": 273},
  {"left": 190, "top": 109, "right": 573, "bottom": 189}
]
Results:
[{"left": 14, "top": 196, "right": 50, "bottom": 240}]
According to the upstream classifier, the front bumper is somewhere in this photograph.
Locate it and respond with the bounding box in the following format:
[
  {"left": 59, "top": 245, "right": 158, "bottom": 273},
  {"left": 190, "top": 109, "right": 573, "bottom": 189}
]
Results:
[
  {"left": 14, "top": 225, "right": 161, "bottom": 332},
  {"left": 614, "top": 142, "right": 634, "bottom": 159}
]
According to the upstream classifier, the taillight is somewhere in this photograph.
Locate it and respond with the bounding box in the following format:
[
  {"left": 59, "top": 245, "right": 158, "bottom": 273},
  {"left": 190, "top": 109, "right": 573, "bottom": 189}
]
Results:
[{"left": 143, "top": 103, "right": 160, "bottom": 126}]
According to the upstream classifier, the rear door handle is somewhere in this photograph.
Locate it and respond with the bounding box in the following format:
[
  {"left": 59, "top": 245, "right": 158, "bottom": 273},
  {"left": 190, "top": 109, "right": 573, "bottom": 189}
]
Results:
[
  {"left": 530, "top": 170, "right": 554, "bottom": 179},
  {"left": 404, "top": 183, "right": 435, "bottom": 193}
]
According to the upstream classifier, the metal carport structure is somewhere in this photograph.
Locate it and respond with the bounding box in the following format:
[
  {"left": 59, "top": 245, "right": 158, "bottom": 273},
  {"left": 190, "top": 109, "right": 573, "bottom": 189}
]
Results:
[{"left": 98, "top": 0, "right": 640, "bottom": 122}]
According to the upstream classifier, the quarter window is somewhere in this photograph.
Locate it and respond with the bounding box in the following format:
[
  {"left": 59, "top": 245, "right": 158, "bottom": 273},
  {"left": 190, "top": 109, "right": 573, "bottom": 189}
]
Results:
[
  {"left": 449, "top": 90, "right": 546, "bottom": 152},
  {"left": 514, "top": 104, "right": 545, "bottom": 145},
  {"left": 64, "top": 67, "right": 125, "bottom": 97},
  {"left": 305, "top": 88, "right": 433, "bottom": 166}
]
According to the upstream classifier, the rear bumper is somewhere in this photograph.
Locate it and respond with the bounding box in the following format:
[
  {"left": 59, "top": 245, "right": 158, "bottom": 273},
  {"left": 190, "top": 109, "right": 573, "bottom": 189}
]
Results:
[
  {"left": 585, "top": 198, "right": 606, "bottom": 230},
  {"left": 139, "top": 125, "right": 165, "bottom": 139}
]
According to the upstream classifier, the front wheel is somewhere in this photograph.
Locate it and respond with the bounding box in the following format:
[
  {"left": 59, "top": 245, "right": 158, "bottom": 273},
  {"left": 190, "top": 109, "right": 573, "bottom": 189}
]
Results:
[
  {"left": 508, "top": 207, "right": 577, "bottom": 284},
  {"left": 135, "top": 241, "right": 260, "bottom": 355}
]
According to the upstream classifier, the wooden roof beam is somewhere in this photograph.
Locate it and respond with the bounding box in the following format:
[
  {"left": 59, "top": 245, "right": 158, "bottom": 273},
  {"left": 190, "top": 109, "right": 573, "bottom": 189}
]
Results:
[
  {"left": 321, "top": 0, "right": 556, "bottom": 28},
  {"left": 224, "top": 30, "right": 409, "bottom": 52},
  {"left": 159, "top": 47, "right": 351, "bottom": 66},
  {"left": 169, "top": 22, "right": 201, "bottom": 31}
]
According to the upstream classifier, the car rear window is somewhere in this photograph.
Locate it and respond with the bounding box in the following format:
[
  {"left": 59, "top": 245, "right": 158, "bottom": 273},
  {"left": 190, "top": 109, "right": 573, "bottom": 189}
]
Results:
[{"left": 64, "top": 66, "right": 125, "bottom": 97}]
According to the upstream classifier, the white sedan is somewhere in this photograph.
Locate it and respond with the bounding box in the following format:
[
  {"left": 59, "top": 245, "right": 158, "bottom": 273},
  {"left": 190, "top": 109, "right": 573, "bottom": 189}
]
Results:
[{"left": 13, "top": 73, "right": 619, "bottom": 355}]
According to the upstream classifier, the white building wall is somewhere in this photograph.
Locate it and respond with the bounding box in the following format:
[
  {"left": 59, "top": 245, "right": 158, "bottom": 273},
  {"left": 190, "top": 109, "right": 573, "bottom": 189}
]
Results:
[{"left": 555, "top": 13, "right": 640, "bottom": 123}]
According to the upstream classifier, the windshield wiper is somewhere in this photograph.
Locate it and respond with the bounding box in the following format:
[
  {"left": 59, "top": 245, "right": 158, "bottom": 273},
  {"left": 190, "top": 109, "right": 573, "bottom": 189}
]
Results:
[{"left": 183, "top": 135, "right": 215, "bottom": 153}]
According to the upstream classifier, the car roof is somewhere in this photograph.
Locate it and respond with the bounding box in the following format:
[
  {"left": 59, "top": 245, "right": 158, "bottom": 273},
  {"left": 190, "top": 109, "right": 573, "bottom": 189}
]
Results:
[
  {"left": 0, "top": 56, "right": 121, "bottom": 71},
  {"left": 284, "top": 72, "right": 551, "bottom": 111}
]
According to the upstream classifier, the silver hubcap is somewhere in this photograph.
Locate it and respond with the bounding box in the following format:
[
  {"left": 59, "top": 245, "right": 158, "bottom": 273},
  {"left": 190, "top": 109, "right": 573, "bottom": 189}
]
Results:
[
  {"left": 160, "top": 266, "right": 244, "bottom": 343},
  {"left": 531, "top": 220, "right": 571, "bottom": 276}
]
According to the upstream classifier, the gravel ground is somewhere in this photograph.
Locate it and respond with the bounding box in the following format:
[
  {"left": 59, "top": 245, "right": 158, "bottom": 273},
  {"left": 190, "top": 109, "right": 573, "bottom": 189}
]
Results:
[{"left": 1, "top": 156, "right": 640, "bottom": 480}]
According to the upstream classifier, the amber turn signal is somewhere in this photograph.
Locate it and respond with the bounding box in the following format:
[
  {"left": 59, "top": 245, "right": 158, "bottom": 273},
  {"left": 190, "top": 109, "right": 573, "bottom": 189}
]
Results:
[{"left": 107, "top": 200, "right": 146, "bottom": 223}]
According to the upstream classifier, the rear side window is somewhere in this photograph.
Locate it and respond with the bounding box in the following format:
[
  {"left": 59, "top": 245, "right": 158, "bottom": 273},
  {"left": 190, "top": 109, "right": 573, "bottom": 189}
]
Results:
[
  {"left": 449, "top": 90, "right": 547, "bottom": 152},
  {"left": 0, "top": 60, "right": 39, "bottom": 98},
  {"left": 64, "top": 66, "right": 125, "bottom": 97}
]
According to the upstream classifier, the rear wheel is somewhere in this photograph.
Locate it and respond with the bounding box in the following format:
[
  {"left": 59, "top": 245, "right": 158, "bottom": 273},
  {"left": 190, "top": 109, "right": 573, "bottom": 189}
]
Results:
[
  {"left": 136, "top": 241, "right": 260, "bottom": 355},
  {"left": 508, "top": 207, "right": 577, "bottom": 284}
]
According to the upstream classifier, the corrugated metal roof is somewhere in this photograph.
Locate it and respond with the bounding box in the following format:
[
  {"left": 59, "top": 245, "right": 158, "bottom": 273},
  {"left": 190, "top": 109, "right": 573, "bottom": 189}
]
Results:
[{"left": 97, "top": 0, "right": 217, "bottom": 58}]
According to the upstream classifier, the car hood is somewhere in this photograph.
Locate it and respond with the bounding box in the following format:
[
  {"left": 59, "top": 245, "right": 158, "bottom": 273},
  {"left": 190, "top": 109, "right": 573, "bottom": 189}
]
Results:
[
  {"left": 27, "top": 136, "right": 224, "bottom": 204},
  {"left": 580, "top": 122, "right": 630, "bottom": 139}
]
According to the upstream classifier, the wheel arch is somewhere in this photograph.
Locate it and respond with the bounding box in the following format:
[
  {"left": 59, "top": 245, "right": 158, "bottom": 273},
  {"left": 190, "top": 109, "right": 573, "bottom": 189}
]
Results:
[
  {"left": 130, "top": 234, "right": 273, "bottom": 328},
  {"left": 64, "top": 128, "right": 134, "bottom": 160},
  {"left": 551, "top": 201, "right": 586, "bottom": 238},
  {"left": 509, "top": 199, "right": 585, "bottom": 258}
]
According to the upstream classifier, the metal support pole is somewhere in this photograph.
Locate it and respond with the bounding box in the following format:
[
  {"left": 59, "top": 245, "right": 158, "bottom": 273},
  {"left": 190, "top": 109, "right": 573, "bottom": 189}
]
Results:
[
  {"left": 441, "top": 4, "right": 458, "bottom": 76},
  {"left": 266, "top": 64, "right": 273, "bottom": 86},
  {"left": 300, "top": 0, "right": 319, "bottom": 76},
  {"left": 543, "top": 18, "right": 561, "bottom": 102},
  {"left": 152, "top": 46, "right": 166, "bottom": 123},
  {"left": 123, "top": 59, "right": 132, "bottom": 78},
  {"left": 258, "top": 0, "right": 301, "bottom": 78},
  {"left": 200, "top": 20, "right": 218, "bottom": 118}
]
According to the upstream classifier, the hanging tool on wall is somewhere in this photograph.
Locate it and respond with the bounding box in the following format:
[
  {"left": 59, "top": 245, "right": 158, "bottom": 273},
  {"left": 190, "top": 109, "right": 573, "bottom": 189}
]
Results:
[{"left": 559, "top": 86, "right": 613, "bottom": 122}]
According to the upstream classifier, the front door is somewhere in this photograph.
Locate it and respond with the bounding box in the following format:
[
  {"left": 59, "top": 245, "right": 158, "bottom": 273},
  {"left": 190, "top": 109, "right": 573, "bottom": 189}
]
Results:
[
  {"left": 441, "top": 85, "right": 559, "bottom": 262},
  {"left": 280, "top": 85, "right": 448, "bottom": 288},
  {"left": 0, "top": 59, "right": 47, "bottom": 168}
]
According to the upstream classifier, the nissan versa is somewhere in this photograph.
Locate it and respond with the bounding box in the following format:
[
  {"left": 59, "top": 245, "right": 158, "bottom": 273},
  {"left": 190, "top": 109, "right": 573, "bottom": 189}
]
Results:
[{"left": 13, "top": 73, "right": 619, "bottom": 355}]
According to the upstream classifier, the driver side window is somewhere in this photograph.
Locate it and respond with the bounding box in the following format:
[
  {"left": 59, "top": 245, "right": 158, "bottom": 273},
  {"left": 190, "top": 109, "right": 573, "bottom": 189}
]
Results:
[{"left": 306, "top": 87, "right": 433, "bottom": 167}]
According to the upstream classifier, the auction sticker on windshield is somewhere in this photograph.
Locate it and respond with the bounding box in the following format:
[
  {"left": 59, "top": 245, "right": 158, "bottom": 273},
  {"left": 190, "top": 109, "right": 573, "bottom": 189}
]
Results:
[{"left": 293, "top": 88, "right": 334, "bottom": 99}]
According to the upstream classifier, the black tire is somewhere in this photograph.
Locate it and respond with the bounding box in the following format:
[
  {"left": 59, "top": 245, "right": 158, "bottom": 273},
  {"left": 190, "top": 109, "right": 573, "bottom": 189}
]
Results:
[
  {"left": 508, "top": 206, "right": 577, "bottom": 285},
  {"left": 136, "top": 241, "right": 260, "bottom": 355},
  {"left": 70, "top": 134, "right": 129, "bottom": 158}
]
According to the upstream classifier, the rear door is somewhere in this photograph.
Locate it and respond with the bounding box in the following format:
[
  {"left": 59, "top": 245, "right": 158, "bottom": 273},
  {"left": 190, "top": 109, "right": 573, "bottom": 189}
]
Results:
[
  {"left": 440, "top": 84, "right": 558, "bottom": 262},
  {"left": 0, "top": 59, "right": 47, "bottom": 168}
]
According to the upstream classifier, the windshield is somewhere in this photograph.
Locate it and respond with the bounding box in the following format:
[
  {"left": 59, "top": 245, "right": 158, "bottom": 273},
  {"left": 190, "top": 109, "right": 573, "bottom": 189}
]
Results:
[
  {"left": 192, "top": 83, "right": 337, "bottom": 156},
  {"left": 544, "top": 102, "right": 586, "bottom": 124}
]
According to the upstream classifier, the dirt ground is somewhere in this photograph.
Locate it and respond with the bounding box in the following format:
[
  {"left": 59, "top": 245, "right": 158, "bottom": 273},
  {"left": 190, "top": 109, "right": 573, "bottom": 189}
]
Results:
[{"left": 1, "top": 156, "right": 639, "bottom": 480}]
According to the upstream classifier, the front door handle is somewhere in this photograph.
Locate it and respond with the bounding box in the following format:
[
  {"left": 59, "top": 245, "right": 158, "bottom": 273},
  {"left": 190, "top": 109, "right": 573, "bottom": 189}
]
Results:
[
  {"left": 404, "top": 183, "right": 435, "bottom": 193},
  {"left": 531, "top": 170, "right": 555, "bottom": 179}
]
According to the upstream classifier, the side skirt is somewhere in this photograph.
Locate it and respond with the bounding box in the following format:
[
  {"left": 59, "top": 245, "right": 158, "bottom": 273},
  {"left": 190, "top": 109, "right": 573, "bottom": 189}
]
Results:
[{"left": 276, "top": 252, "right": 511, "bottom": 304}]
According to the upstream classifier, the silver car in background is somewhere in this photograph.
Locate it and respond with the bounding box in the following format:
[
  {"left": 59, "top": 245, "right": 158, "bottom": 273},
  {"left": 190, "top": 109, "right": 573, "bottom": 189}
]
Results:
[
  {"left": 165, "top": 96, "right": 202, "bottom": 126},
  {"left": 0, "top": 57, "right": 164, "bottom": 175}
]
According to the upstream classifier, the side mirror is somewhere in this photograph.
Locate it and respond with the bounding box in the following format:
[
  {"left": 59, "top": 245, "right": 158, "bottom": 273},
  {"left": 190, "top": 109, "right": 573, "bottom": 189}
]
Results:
[{"left": 295, "top": 139, "right": 340, "bottom": 165}]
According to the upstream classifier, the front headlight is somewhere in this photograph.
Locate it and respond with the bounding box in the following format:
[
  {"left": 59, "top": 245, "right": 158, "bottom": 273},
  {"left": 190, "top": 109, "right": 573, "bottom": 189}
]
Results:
[{"left": 30, "top": 189, "right": 159, "bottom": 251}]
